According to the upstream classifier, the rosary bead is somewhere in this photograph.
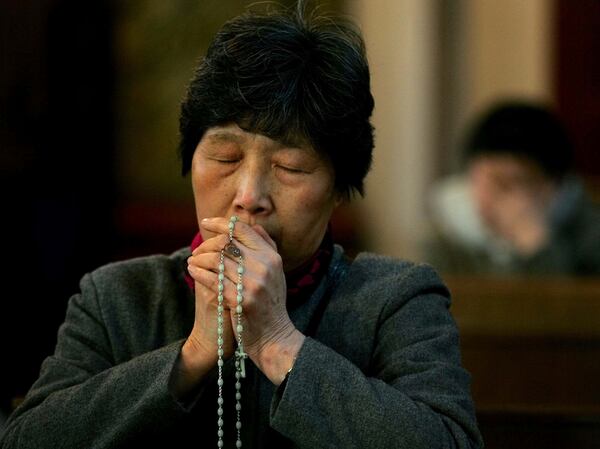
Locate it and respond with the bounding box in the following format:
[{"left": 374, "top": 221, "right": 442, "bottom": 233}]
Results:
[{"left": 217, "top": 215, "right": 245, "bottom": 448}]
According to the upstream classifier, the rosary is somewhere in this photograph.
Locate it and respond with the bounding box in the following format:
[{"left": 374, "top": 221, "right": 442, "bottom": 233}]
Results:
[{"left": 217, "top": 215, "right": 247, "bottom": 448}]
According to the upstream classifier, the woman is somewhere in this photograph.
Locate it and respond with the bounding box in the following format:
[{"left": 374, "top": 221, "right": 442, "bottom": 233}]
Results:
[{"left": 1, "top": 4, "right": 482, "bottom": 448}]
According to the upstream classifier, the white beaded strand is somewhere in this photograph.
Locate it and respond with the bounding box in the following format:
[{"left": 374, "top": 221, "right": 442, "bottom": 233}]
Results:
[
  {"left": 234, "top": 254, "right": 245, "bottom": 448},
  {"left": 217, "top": 215, "right": 246, "bottom": 449},
  {"left": 216, "top": 249, "right": 226, "bottom": 448}
]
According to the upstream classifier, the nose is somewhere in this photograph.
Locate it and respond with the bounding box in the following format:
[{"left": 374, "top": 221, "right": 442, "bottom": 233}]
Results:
[{"left": 233, "top": 163, "right": 273, "bottom": 218}]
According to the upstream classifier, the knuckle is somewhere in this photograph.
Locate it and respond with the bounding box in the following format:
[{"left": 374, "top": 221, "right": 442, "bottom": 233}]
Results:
[
  {"left": 269, "top": 252, "right": 283, "bottom": 271},
  {"left": 254, "top": 262, "right": 269, "bottom": 279},
  {"left": 245, "top": 276, "right": 265, "bottom": 298},
  {"left": 241, "top": 276, "right": 256, "bottom": 295},
  {"left": 221, "top": 233, "right": 231, "bottom": 246}
]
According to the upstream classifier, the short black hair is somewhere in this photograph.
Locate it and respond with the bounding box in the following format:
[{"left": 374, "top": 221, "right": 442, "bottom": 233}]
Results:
[
  {"left": 464, "top": 101, "right": 573, "bottom": 181},
  {"left": 179, "top": 2, "right": 374, "bottom": 198}
]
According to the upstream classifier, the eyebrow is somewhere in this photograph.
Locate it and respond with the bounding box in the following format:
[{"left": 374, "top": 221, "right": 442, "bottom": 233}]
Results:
[
  {"left": 205, "top": 129, "right": 314, "bottom": 154},
  {"left": 205, "top": 130, "right": 246, "bottom": 144}
]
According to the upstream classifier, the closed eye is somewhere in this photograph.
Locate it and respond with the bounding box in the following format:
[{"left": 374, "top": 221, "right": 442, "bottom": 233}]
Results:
[
  {"left": 277, "top": 165, "right": 306, "bottom": 174},
  {"left": 213, "top": 158, "right": 240, "bottom": 164}
]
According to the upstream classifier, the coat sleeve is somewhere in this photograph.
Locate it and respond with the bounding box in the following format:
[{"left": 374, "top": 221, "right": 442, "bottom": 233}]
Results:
[
  {"left": 269, "top": 262, "right": 484, "bottom": 449},
  {"left": 0, "top": 272, "right": 192, "bottom": 449}
]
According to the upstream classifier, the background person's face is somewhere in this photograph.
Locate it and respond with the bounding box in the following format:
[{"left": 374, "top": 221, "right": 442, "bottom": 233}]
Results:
[
  {"left": 191, "top": 124, "right": 340, "bottom": 271},
  {"left": 468, "top": 154, "right": 556, "bottom": 235}
]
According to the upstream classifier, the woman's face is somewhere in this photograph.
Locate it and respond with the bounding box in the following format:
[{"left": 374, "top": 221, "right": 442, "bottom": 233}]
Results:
[{"left": 191, "top": 123, "right": 340, "bottom": 271}]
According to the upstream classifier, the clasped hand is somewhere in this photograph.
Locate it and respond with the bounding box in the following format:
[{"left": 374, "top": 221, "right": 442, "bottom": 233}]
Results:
[{"left": 185, "top": 217, "right": 303, "bottom": 384}]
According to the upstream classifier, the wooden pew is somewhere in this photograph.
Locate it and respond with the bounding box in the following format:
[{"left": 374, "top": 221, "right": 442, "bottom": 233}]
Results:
[{"left": 445, "top": 276, "right": 600, "bottom": 449}]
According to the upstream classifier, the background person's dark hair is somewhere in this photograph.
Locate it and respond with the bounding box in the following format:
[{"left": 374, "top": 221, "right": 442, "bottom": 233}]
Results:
[
  {"left": 179, "top": 2, "right": 375, "bottom": 198},
  {"left": 463, "top": 101, "right": 574, "bottom": 181}
]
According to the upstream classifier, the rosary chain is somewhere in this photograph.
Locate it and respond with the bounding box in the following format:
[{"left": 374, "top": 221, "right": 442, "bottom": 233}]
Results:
[{"left": 217, "top": 216, "right": 245, "bottom": 449}]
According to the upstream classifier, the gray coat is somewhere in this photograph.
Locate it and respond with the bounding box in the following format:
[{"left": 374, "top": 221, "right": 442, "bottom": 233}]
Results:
[{"left": 1, "top": 246, "right": 483, "bottom": 448}]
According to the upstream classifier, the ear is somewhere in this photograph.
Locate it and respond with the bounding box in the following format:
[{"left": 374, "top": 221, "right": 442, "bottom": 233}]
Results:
[{"left": 333, "top": 190, "right": 345, "bottom": 208}]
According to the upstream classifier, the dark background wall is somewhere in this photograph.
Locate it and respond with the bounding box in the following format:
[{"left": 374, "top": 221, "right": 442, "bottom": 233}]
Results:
[
  {"left": 556, "top": 0, "right": 600, "bottom": 198},
  {"left": 1, "top": 0, "right": 116, "bottom": 413}
]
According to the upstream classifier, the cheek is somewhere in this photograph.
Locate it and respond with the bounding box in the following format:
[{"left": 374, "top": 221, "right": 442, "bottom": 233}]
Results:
[
  {"left": 285, "top": 184, "right": 336, "bottom": 239},
  {"left": 191, "top": 162, "right": 234, "bottom": 224},
  {"left": 295, "top": 173, "right": 335, "bottom": 210},
  {"left": 191, "top": 167, "right": 211, "bottom": 209}
]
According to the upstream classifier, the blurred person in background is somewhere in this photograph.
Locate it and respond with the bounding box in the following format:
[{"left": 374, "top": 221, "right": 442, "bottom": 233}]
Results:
[{"left": 427, "top": 100, "right": 600, "bottom": 275}]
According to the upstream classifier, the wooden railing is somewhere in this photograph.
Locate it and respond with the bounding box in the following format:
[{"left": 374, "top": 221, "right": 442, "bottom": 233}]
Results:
[{"left": 446, "top": 275, "right": 600, "bottom": 449}]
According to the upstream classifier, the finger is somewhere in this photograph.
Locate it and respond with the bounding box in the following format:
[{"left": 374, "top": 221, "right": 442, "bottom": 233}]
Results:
[
  {"left": 252, "top": 224, "right": 277, "bottom": 250},
  {"left": 187, "top": 264, "right": 239, "bottom": 303},
  {"left": 188, "top": 251, "right": 242, "bottom": 285},
  {"left": 188, "top": 251, "right": 221, "bottom": 273},
  {"left": 201, "top": 217, "right": 272, "bottom": 251},
  {"left": 186, "top": 263, "right": 217, "bottom": 291},
  {"left": 192, "top": 233, "right": 230, "bottom": 256}
]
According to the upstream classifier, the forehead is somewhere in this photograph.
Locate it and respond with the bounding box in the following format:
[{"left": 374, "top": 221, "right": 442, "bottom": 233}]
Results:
[{"left": 471, "top": 154, "right": 542, "bottom": 174}]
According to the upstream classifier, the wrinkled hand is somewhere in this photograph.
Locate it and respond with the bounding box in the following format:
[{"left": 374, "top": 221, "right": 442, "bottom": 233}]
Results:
[
  {"left": 186, "top": 272, "right": 236, "bottom": 362},
  {"left": 186, "top": 217, "right": 304, "bottom": 385}
]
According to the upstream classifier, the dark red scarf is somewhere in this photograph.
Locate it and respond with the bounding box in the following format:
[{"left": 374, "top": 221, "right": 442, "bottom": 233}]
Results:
[{"left": 184, "top": 230, "right": 333, "bottom": 308}]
